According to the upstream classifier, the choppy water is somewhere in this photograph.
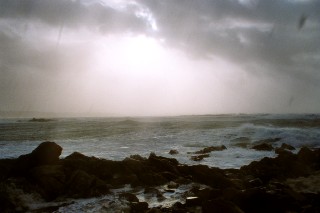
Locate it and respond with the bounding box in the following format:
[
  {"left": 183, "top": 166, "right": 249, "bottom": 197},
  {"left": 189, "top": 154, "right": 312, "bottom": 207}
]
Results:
[{"left": 1, "top": 114, "right": 320, "bottom": 169}]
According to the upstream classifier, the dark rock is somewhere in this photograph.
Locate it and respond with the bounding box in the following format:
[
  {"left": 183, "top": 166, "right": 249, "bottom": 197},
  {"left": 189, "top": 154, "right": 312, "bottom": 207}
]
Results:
[
  {"left": 202, "top": 199, "right": 244, "bottom": 213},
  {"left": 255, "top": 138, "right": 281, "bottom": 144},
  {"left": 193, "top": 187, "right": 222, "bottom": 201},
  {"left": 146, "top": 208, "right": 162, "bottom": 213},
  {"left": 233, "top": 187, "right": 300, "bottom": 213},
  {"left": 194, "top": 145, "right": 227, "bottom": 154},
  {"left": 275, "top": 147, "right": 291, "bottom": 155},
  {"left": 13, "top": 142, "right": 62, "bottom": 176},
  {"left": 179, "top": 165, "right": 234, "bottom": 188},
  {"left": 21, "top": 141, "right": 61, "bottom": 166},
  {"left": 144, "top": 187, "right": 163, "bottom": 198},
  {"left": 66, "top": 170, "right": 109, "bottom": 198},
  {"left": 185, "top": 196, "right": 201, "bottom": 206},
  {"left": 119, "top": 192, "right": 139, "bottom": 203},
  {"left": 280, "top": 143, "right": 295, "bottom": 150},
  {"left": 148, "top": 153, "right": 179, "bottom": 174},
  {"left": 169, "top": 149, "right": 179, "bottom": 155},
  {"left": 167, "top": 181, "right": 179, "bottom": 189},
  {"left": 130, "top": 202, "right": 148, "bottom": 213},
  {"left": 247, "top": 178, "right": 263, "bottom": 188},
  {"left": 241, "top": 151, "right": 311, "bottom": 183},
  {"left": 232, "top": 137, "right": 251, "bottom": 148},
  {"left": 29, "top": 165, "right": 66, "bottom": 200},
  {"left": 252, "top": 143, "right": 274, "bottom": 151},
  {"left": 29, "top": 118, "right": 54, "bottom": 122},
  {"left": 138, "top": 172, "right": 167, "bottom": 186},
  {"left": 297, "top": 147, "right": 318, "bottom": 165},
  {"left": 190, "top": 154, "right": 210, "bottom": 161}
]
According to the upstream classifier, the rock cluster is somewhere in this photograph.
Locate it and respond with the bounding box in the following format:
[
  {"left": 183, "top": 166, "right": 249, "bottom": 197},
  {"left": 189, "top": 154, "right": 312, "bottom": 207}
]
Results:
[{"left": 1, "top": 141, "right": 320, "bottom": 212}]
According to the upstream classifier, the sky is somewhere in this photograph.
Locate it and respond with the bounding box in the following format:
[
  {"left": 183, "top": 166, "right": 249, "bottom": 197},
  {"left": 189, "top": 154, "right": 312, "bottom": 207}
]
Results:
[{"left": 0, "top": 0, "right": 320, "bottom": 116}]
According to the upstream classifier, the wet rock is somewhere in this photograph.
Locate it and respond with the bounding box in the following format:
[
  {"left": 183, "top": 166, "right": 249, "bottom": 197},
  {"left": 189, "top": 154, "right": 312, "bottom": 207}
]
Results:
[
  {"left": 138, "top": 172, "right": 167, "bottom": 186},
  {"left": 190, "top": 154, "right": 210, "bottom": 161},
  {"left": 233, "top": 187, "right": 301, "bottom": 213},
  {"left": 29, "top": 118, "right": 54, "bottom": 122},
  {"left": 144, "top": 187, "right": 163, "bottom": 198},
  {"left": 252, "top": 143, "right": 274, "bottom": 151},
  {"left": 247, "top": 178, "right": 263, "bottom": 188},
  {"left": 275, "top": 147, "right": 291, "bottom": 155},
  {"left": 255, "top": 138, "right": 281, "bottom": 144},
  {"left": 241, "top": 151, "right": 311, "bottom": 183},
  {"left": 280, "top": 143, "right": 295, "bottom": 150},
  {"left": 29, "top": 165, "right": 66, "bottom": 200},
  {"left": 167, "top": 181, "right": 179, "bottom": 189},
  {"left": 232, "top": 137, "right": 250, "bottom": 148},
  {"left": 194, "top": 145, "right": 227, "bottom": 154},
  {"left": 130, "top": 202, "right": 148, "bottom": 213},
  {"left": 297, "top": 147, "right": 319, "bottom": 166},
  {"left": 202, "top": 199, "right": 244, "bottom": 213},
  {"left": 148, "top": 153, "right": 179, "bottom": 174},
  {"left": 179, "top": 165, "right": 233, "bottom": 188},
  {"left": 169, "top": 149, "right": 179, "bottom": 155},
  {"left": 15, "top": 142, "right": 62, "bottom": 174},
  {"left": 119, "top": 192, "right": 139, "bottom": 203},
  {"left": 146, "top": 208, "right": 162, "bottom": 213},
  {"left": 185, "top": 196, "right": 201, "bottom": 206},
  {"left": 193, "top": 187, "right": 222, "bottom": 201},
  {"left": 66, "top": 170, "right": 109, "bottom": 198}
]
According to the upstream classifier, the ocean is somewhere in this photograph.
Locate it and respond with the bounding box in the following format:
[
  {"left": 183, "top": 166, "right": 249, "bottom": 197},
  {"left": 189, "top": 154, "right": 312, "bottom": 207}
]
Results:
[{"left": 1, "top": 114, "right": 320, "bottom": 169}]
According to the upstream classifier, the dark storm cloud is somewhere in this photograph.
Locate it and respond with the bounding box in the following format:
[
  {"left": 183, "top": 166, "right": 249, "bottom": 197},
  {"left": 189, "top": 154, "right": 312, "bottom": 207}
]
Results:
[
  {"left": 137, "top": 0, "right": 320, "bottom": 99},
  {"left": 140, "top": 0, "right": 320, "bottom": 64},
  {"left": 0, "top": 0, "right": 320, "bottom": 114},
  {"left": 0, "top": 0, "right": 149, "bottom": 32}
]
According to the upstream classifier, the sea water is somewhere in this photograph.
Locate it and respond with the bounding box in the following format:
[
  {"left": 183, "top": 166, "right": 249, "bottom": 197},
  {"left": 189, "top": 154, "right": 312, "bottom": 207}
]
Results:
[
  {"left": 1, "top": 114, "right": 320, "bottom": 169},
  {"left": 1, "top": 114, "right": 320, "bottom": 212}
]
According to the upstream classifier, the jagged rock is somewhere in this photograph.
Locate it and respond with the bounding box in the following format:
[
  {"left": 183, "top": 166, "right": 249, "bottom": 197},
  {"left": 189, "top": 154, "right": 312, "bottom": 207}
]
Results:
[
  {"left": 169, "top": 149, "right": 179, "bottom": 155},
  {"left": 232, "top": 187, "right": 301, "bottom": 213},
  {"left": 130, "top": 202, "right": 148, "bottom": 213},
  {"left": 2, "top": 142, "right": 320, "bottom": 213},
  {"left": 66, "top": 170, "right": 109, "bottom": 198},
  {"left": 138, "top": 172, "right": 167, "bottom": 186},
  {"left": 14, "top": 142, "right": 62, "bottom": 175},
  {"left": 202, "top": 199, "right": 244, "bottom": 213},
  {"left": 252, "top": 143, "right": 274, "bottom": 151},
  {"left": 179, "top": 165, "right": 233, "bottom": 188},
  {"left": 119, "top": 192, "right": 139, "bottom": 203},
  {"left": 190, "top": 154, "right": 210, "bottom": 161},
  {"left": 148, "top": 153, "right": 179, "bottom": 174},
  {"left": 255, "top": 138, "right": 281, "bottom": 144},
  {"left": 297, "top": 147, "right": 319, "bottom": 166},
  {"left": 194, "top": 145, "right": 227, "bottom": 154},
  {"left": 29, "top": 165, "right": 66, "bottom": 200},
  {"left": 280, "top": 143, "right": 295, "bottom": 150},
  {"left": 167, "top": 181, "right": 179, "bottom": 189}
]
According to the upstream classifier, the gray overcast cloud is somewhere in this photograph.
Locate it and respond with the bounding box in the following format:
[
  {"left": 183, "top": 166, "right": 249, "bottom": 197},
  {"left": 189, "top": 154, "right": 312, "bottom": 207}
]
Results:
[{"left": 0, "top": 0, "right": 320, "bottom": 116}]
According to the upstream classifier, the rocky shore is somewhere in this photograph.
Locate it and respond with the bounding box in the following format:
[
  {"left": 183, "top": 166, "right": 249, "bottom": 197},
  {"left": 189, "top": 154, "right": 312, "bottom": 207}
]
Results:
[{"left": 1, "top": 142, "right": 320, "bottom": 212}]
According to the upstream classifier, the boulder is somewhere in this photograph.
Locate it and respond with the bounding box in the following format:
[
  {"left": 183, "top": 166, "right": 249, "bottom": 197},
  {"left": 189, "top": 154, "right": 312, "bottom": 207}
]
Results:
[
  {"left": 169, "top": 149, "right": 179, "bottom": 155},
  {"left": 252, "top": 143, "right": 274, "bottom": 151},
  {"left": 14, "top": 141, "right": 62, "bottom": 175},
  {"left": 190, "top": 154, "right": 210, "bottom": 161},
  {"left": 194, "top": 145, "right": 227, "bottom": 154},
  {"left": 202, "top": 199, "right": 244, "bottom": 213},
  {"left": 29, "top": 165, "right": 66, "bottom": 200},
  {"left": 65, "top": 170, "right": 109, "bottom": 198},
  {"left": 119, "top": 192, "right": 139, "bottom": 203},
  {"left": 280, "top": 143, "right": 295, "bottom": 150},
  {"left": 148, "top": 153, "right": 179, "bottom": 174},
  {"left": 130, "top": 202, "right": 149, "bottom": 213}
]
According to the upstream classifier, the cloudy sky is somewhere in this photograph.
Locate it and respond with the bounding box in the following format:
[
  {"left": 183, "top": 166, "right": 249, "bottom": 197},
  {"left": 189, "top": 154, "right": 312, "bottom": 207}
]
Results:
[{"left": 0, "top": 0, "right": 319, "bottom": 116}]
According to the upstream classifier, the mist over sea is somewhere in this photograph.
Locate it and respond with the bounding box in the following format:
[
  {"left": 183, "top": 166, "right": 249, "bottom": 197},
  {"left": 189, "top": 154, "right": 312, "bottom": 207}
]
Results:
[{"left": 1, "top": 114, "right": 320, "bottom": 169}]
